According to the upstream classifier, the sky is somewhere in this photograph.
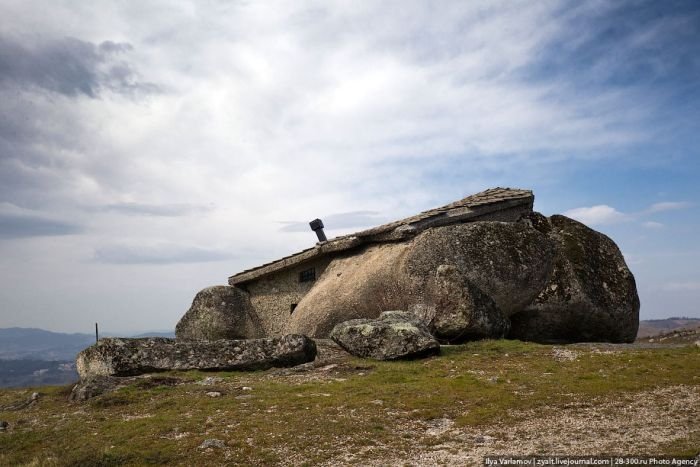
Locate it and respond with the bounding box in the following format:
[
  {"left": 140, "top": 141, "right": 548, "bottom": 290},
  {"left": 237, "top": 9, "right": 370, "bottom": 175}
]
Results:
[{"left": 0, "top": 0, "right": 698, "bottom": 334}]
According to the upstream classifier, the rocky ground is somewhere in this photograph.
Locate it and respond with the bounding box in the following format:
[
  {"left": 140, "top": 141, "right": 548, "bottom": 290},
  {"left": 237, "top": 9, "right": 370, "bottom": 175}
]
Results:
[{"left": 0, "top": 339, "right": 698, "bottom": 466}]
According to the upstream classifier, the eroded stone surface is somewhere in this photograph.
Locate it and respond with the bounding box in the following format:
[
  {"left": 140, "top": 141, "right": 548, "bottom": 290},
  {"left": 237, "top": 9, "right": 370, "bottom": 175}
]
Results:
[
  {"left": 175, "top": 286, "right": 263, "bottom": 341},
  {"left": 330, "top": 311, "right": 440, "bottom": 360},
  {"left": 76, "top": 335, "right": 317, "bottom": 378},
  {"left": 411, "top": 265, "right": 509, "bottom": 343},
  {"left": 509, "top": 214, "right": 640, "bottom": 343},
  {"left": 405, "top": 221, "right": 555, "bottom": 317},
  {"left": 286, "top": 220, "right": 554, "bottom": 338},
  {"left": 70, "top": 376, "right": 122, "bottom": 401},
  {"left": 187, "top": 212, "right": 638, "bottom": 345}
]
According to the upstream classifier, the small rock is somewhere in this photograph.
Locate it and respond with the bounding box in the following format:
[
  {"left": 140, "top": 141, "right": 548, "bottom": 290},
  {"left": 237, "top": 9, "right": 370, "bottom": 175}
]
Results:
[
  {"left": 70, "top": 376, "right": 121, "bottom": 402},
  {"left": 0, "top": 421, "right": 8, "bottom": 431},
  {"left": 205, "top": 391, "right": 222, "bottom": 398},
  {"left": 242, "top": 386, "right": 252, "bottom": 391},
  {"left": 199, "top": 439, "right": 226, "bottom": 449},
  {"left": 474, "top": 435, "right": 494, "bottom": 444},
  {"left": 330, "top": 311, "right": 440, "bottom": 360},
  {"left": 198, "top": 376, "right": 223, "bottom": 386},
  {"left": 552, "top": 347, "right": 579, "bottom": 362},
  {"left": 694, "top": 340, "right": 700, "bottom": 348}
]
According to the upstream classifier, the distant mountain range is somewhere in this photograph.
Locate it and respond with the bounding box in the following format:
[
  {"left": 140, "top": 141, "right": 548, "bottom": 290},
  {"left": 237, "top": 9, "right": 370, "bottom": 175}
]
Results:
[
  {"left": 0, "top": 327, "right": 175, "bottom": 388},
  {"left": 0, "top": 327, "right": 175, "bottom": 361},
  {"left": 636, "top": 317, "right": 700, "bottom": 338}
]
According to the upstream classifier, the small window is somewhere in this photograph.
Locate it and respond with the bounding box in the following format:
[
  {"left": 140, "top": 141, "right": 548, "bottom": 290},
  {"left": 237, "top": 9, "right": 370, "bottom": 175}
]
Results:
[
  {"left": 299, "top": 268, "right": 316, "bottom": 283},
  {"left": 290, "top": 303, "right": 297, "bottom": 314}
]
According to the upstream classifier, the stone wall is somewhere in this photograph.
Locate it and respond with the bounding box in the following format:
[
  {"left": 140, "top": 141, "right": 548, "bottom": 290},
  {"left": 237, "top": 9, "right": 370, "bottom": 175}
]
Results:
[{"left": 243, "top": 256, "right": 333, "bottom": 336}]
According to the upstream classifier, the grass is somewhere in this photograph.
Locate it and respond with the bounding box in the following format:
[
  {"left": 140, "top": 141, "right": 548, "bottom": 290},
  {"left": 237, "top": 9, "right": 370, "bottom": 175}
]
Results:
[{"left": 0, "top": 340, "right": 698, "bottom": 465}]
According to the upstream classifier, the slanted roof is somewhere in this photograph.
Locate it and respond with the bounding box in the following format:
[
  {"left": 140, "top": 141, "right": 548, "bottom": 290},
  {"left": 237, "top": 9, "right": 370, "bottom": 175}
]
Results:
[{"left": 229, "top": 187, "right": 533, "bottom": 285}]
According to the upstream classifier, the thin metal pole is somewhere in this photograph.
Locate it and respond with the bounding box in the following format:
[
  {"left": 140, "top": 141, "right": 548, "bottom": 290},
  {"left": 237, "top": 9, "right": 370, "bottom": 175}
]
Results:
[{"left": 95, "top": 322, "right": 99, "bottom": 343}]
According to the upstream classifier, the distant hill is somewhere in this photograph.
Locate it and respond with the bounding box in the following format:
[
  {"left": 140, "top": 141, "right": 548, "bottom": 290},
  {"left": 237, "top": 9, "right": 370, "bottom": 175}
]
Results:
[
  {"left": 0, "top": 328, "right": 95, "bottom": 361},
  {"left": 636, "top": 317, "right": 700, "bottom": 339},
  {"left": 0, "top": 327, "right": 175, "bottom": 361},
  {"left": 131, "top": 331, "right": 177, "bottom": 338},
  {"left": 0, "top": 327, "right": 174, "bottom": 388}
]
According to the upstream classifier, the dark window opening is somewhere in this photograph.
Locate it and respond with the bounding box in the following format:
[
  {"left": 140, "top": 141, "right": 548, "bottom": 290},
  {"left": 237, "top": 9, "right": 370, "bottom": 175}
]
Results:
[
  {"left": 290, "top": 303, "right": 297, "bottom": 314},
  {"left": 299, "top": 268, "right": 316, "bottom": 283}
]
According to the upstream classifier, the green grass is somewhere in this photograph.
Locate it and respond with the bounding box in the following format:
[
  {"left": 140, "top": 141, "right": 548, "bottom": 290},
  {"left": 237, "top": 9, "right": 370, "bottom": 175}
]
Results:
[{"left": 0, "top": 340, "right": 698, "bottom": 465}]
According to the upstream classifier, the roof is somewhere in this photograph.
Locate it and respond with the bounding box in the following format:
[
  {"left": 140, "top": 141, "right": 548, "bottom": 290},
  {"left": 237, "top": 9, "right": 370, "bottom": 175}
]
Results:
[{"left": 229, "top": 187, "right": 533, "bottom": 285}]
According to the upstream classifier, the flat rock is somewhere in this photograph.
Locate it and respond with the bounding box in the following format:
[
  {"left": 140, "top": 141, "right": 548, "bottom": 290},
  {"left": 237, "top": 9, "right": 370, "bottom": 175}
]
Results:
[
  {"left": 199, "top": 439, "right": 226, "bottom": 449},
  {"left": 76, "top": 334, "right": 317, "bottom": 379},
  {"left": 70, "top": 376, "right": 123, "bottom": 402},
  {"left": 330, "top": 311, "right": 440, "bottom": 360}
]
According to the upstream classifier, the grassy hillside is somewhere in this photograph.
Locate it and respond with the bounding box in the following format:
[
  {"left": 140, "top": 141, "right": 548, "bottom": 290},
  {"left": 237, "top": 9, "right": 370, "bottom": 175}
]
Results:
[{"left": 0, "top": 339, "right": 698, "bottom": 466}]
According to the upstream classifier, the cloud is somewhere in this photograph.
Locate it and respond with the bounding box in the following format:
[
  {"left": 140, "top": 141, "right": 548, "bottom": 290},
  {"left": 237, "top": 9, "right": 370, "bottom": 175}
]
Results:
[
  {"left": 0, "top": 203, "right": 82, "bottom": 238},
  {"left": 98, "top": 202, "right": 209, "bottom": 217},
  {"left": 93, "top": 243, "right": 232, "bottom": 264},
  {"left": 0, "top": 212, "right": 82, "bottom": 238},
  {"left": 0, "top": 35, "right": 158, "bottom": 97},
  {"left": 647, "top": 201, "right": 692, "bottom": 213},
  {"left": 562, "top": 205, "right": 628, "bottom": 226},
  {"left": 279, "top": 211, "right": 388, "bottom": 233},
  {"left": 564, "top": 199, "right": 691, "bottom": 227}
]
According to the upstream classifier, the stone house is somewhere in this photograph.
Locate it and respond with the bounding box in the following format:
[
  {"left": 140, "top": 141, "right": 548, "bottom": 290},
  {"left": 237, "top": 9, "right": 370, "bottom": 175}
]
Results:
[{"left": 227, "top": 187, "right": 535, "bottom": 337}]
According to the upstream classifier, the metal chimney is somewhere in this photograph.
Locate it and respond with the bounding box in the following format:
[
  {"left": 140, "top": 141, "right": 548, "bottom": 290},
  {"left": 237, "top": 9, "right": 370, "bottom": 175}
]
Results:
[{"left": 309, "top": 218, "right": 327, "bottom": 242}]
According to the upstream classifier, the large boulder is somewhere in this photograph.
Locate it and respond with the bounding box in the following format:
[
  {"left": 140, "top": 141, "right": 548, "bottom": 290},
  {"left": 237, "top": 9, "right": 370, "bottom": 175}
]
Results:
[
  {"left": 508, "top": 214, "right": 640, "bottom": 343},
  {"left": 411, "top": 265, "right": 509, "bottom": 343},
  {"left": 286, "top": 221, "right": 554, "bottom": 338},
  {"left": 285, "top": 214, "right": 638, "bottom": 344},
  {"left": 284, "top": 242, "right": 412, "bottom": 337},
  {"left": 404, "top": 221, "right": 555, "bottom": 316},
  {"left": 176, "top": 286, "right": 263, "bottom": 340},
  {"left": 76, "top": 335, "right": 317, "bottom": 378},
  {"left": 330, "top": 311, "right": 440, "bottom": 360}
]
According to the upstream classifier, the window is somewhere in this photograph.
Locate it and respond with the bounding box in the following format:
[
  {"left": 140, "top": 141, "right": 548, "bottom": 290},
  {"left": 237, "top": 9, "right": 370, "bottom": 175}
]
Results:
[
  {"left": 290, "top": 303, "right": 297, "bottom": 314},
  {"left": 299, "top": 268, "right": 316, "bottom": 283}
]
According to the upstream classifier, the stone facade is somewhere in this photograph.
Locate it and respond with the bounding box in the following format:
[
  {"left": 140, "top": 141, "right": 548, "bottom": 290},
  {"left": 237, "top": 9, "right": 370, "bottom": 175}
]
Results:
[
  {"left": 229, "top": 188, "right": 536, "bottom": 338},
  {"left": 242, "top": 256, "right": 333, "bottom": 336},
  {"left": 172, "top": 187, "right": 640, "bottom": 344}
]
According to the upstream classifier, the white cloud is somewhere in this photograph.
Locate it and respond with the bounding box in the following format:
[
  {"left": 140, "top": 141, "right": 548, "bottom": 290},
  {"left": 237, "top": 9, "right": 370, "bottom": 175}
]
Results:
[
  {"left": 642, "top": 221, "right": 664, "bottom": 229},
  {"left": 93, "top": 243, "right": 232, "bottom": 264},
  {"left": 562, "top": 205, "right": 628, "bottom": 226},
  {"left": 647, "top": 202, "right": 691, "bottom": 213}
]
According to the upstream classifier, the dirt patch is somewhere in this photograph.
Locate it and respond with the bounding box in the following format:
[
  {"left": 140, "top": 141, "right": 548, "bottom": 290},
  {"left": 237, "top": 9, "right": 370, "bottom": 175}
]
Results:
[{"left": 347, "top": 385, "right": 700, "bottom": 466}]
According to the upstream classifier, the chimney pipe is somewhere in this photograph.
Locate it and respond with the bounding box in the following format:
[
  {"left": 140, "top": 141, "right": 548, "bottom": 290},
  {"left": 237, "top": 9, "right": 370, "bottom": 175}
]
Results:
[{"left": 309, "top": 218, "right": 327, "bottom": 242}]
